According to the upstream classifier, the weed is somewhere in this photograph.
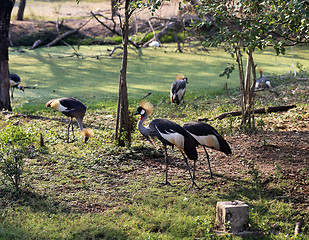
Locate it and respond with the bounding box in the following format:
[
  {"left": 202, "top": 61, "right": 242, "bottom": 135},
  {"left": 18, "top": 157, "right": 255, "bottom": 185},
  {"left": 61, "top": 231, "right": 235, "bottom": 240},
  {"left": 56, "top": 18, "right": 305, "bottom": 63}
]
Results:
[
  {"left": 240, "top": 158, "right": 262, "bottom": 187},
  {"left": 0, "top": 147, "right": 25, "bottom": 192},
  {"left": 274, "top": 162, "right": 283, "bottom": 180}
]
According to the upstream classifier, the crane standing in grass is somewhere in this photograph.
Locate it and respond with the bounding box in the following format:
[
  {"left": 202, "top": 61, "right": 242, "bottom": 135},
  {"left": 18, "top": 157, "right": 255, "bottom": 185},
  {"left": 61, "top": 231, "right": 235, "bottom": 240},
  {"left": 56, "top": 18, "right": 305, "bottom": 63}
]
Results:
[
  {"left": 256, "top": 68, "right": 272, "bottom": 89},
  {"left": 134, "top": 101, "right": 198, "bottom": 187},
  {"left": 170, "top": 75, "right": 188, "bottom": 105},
  {"left": 182, "top": 121, "right": 232, "bottom": 179},
  {"left": 10, "top": 73, "right": 24, "bottom": 98},
  {"left": 46, "top": 97, "right": 92, "bottom": 143}
]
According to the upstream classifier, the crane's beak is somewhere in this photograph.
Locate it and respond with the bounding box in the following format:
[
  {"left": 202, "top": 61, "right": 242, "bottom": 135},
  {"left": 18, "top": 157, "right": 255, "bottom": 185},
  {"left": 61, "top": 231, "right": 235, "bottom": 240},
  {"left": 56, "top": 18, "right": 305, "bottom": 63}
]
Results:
[{"left": 134, "top": 111, "right": 139, "bottom": 116}]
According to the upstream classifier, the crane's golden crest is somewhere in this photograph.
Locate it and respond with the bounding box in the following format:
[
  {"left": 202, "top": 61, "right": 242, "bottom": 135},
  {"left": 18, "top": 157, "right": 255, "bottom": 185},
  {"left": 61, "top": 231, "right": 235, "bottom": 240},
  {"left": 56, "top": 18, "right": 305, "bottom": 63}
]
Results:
[
  {"left": 257, "top": 68, "right": 263, "bottom": 74},
  {"left": 140, "top": 100, "right": 153, "bottom": 116},
  {"left": 82, "top": 128, "right": 94, "bottom": 138},
  {"left": 176, "top": 74, "right": 185, "bottom": 80}
]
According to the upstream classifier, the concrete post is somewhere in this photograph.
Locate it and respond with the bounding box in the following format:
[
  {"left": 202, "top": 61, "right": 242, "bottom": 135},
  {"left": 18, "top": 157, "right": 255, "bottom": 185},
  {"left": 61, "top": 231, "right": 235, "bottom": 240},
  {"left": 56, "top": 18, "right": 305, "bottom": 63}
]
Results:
[{"left": 216, "top": 201, "right": 249, "bottom": 233}]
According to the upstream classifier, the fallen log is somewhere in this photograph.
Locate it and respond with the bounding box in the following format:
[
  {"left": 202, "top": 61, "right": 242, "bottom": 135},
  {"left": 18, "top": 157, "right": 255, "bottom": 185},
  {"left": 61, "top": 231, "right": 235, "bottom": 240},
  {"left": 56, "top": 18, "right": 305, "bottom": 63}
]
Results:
[
  {"left": 198, "top": 104, "right": 297, "bottom": 122},
  {"left": 46, "top": 28, "right": 79, "bottom": 47},
  {"left": 46, "top": 18, "right": 91, "bottom": 48}
]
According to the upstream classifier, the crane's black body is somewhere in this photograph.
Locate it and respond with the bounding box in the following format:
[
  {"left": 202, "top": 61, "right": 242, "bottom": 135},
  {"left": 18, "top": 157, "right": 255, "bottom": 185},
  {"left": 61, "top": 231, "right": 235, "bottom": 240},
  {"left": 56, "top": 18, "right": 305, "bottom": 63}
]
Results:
[
  {"left": 135, "top": 105, "right": 198, "bottom": 187},
  {"left": 256, "top": 69, "right": 271, "bottom": 89},
  {"left": 170, "top": 77, "right": 188, "bottom": 105},
  {"left": 183, "top": 121, "right": 232, "bottom": 178},
  {"left": 10, "top": 73, "right": 24, "bottom": 98},
  {"left": 46, "top": 97, "right": 89, "bottom": 142}
]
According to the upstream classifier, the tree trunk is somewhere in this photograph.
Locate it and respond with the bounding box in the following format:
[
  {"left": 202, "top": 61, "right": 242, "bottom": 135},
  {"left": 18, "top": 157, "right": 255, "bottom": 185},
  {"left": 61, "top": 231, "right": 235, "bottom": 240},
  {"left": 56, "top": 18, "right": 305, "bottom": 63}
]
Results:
[
  {"left": 115, "top": 0, "right": 131, "bottom": 146},
  {"left": 236, "top": 46, "right": 257, "bottom": 129},
  {"left": 0, "top": 0, "right": 15, "bottom": 111},
  {"left": 111, "top": 0, "right": 119, "bottom": 19},
  {"left": 16, "top": 0, "right": 26, "bottom": 21}
]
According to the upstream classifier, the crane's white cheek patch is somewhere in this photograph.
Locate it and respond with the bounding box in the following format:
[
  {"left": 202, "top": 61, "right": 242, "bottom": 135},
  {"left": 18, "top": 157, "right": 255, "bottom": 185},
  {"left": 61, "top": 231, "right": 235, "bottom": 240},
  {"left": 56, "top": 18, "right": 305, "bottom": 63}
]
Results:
[
  {"left": 193, "top": 134, "right": 220, "bottom": 150},
  {"left": 56, "top": 104, "right": 68, "bottom": 112},
  {"left": 160, "top": 131, "right": 184, "bottom": 150},
  {"left": 51, "top": 100, "right": 67, "bottom": 112}
]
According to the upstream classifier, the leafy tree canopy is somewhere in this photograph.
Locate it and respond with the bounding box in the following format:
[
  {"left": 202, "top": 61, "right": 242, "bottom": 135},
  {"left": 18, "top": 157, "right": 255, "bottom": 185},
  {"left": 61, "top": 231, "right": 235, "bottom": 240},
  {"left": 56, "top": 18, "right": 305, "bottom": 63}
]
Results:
[{"left": 196, "top": 0, "right": 308, "bottom": 55}]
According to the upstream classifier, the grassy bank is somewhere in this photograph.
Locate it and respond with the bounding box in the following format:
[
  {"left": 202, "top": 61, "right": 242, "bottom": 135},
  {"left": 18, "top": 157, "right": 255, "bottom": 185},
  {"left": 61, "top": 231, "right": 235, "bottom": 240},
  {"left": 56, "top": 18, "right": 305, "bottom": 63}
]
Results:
[{"left": 1, "top": 44, "right": 308, "bottom": 239}]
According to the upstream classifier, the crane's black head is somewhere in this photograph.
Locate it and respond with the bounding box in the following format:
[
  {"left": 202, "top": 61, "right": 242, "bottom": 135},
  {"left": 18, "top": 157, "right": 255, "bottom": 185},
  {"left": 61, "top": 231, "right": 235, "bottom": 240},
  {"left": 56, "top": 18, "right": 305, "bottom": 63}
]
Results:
[
  {"left": 184, "top": 77, "right": 188, "bottom": 84},
  {"left": 135, "top": 101, "right": 153, "bottom": 119},
  {"left": 134, "top": 106, "right": 146, "bottom": 116},
  {"left": 17, "top": 86, "right": 25, "bottom": 92}
]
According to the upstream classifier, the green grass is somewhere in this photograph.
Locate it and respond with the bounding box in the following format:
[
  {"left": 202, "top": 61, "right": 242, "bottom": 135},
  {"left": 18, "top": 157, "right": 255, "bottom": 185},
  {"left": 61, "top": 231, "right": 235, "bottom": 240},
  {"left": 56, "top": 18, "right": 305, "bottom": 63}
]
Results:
[
  {"left": 9, "top": 44, "right": 309, "bottom": 112},
  {"left": 1, "top": 44, "right": 308, "bottom": 239}
]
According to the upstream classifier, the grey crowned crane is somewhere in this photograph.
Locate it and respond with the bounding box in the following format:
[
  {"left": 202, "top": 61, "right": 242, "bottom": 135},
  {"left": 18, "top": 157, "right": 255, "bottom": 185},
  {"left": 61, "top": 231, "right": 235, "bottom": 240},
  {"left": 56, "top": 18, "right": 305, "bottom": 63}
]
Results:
[
  {"left": 134, "top": 101, "right": 198, "bottom": 187},
  {"left": 182, "top": 121, "right": 232, "bottom": 179},
  {"left": 46, "top": 97, "right": 92, "bottom": 143},
  {"left": 10, "top": 73, "right": 24, "bottom": 98},
  {"left": 256, "top": 68, "right": 271, "bottom": 89},
  {"left": 170, "top": 75, "right": 188, "bottom": 105}
]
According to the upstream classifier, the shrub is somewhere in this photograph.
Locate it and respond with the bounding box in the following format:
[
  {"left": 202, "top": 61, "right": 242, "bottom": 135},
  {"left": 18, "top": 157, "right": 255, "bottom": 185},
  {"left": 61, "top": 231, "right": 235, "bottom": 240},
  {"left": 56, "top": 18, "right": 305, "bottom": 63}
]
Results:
[
  {"left": 0, "top": 124, "right": 35, "bottom": 191},
  {"left": 0, "top": 147, "right": 25, "bottom": 191}
]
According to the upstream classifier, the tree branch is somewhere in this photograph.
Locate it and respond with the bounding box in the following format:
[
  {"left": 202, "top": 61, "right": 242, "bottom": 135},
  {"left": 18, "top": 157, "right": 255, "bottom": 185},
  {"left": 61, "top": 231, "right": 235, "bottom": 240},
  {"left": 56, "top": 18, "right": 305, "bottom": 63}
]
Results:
[{"left": 198, "top": 105, "right": 297, "bottom": 122}]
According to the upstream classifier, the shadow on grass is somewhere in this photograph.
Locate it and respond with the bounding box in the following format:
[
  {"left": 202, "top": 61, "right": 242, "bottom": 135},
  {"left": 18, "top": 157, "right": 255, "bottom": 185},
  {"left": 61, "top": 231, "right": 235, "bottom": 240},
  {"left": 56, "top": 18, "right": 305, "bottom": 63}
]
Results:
[{"left": 0, "top": 188, "right": 129, "bottom": 239}]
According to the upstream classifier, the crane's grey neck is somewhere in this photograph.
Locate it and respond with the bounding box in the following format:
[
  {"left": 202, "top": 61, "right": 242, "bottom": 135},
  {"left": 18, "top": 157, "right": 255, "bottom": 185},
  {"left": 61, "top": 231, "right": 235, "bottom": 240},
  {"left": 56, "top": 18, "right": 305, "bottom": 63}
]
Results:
[
  {"left": 138, "top": 113, "right": 151, "bottom": 137},
  {"left": 76, "top": 117, "right": 84, "bottom": 131}
]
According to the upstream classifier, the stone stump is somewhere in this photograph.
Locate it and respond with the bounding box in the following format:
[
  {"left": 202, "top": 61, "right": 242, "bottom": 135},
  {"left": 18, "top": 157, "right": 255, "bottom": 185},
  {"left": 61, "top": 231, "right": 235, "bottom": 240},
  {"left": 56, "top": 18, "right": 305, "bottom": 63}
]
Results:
[{"left": 216, "top": 201, "right": 249, "bottom": 233}]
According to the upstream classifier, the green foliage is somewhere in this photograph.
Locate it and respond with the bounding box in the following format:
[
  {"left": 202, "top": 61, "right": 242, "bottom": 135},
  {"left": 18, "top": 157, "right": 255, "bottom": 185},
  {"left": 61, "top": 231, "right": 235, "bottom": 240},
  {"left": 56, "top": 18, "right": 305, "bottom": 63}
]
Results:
[
  {"left": 0, "top": 147, "right": 25, "bottom": 191},
  {"left": 0, "top": 125, "right": 35, "bottom": 191},
  {"left": 196, "top": 0, "right": 308, "bottom": 54},
  {"left": 0, "top": 124, "right": 35, "bottom": 148},
  {"left": 105, "top": 36, "right": 123, "bottom": 44}
]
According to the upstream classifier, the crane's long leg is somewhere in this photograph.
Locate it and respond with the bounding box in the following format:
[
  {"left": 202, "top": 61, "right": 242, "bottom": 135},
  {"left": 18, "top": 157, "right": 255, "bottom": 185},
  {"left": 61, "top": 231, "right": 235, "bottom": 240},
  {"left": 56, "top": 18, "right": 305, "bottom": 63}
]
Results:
[
  {"left": 71, "top": 118, "right": 75, "bottom": 139},
  {"left": 182, "top": 152, "right": 199, "bottom": 189},
  {"left": 193, "top": 159, "right": 196, "bottom": 180},
  {"left": 203, "top": 146, "right": 213, "bottom": 178},
  {"left": 67, "top": 118, "right": 72, "bottom": 142},
  {"left": 163, "top": 145, "right": 170, "bottom": 185},
  {"left": 157, "top": 145, "right": 171, "bottom": 186}
]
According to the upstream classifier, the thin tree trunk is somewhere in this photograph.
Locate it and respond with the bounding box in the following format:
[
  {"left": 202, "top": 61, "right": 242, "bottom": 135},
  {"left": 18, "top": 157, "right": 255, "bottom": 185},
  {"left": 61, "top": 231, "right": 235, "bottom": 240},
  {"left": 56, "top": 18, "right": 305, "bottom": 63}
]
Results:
[
  {"left": 0, "top": 0, "right": 15, "bottom": 111},
  {"left": 115, "top": 0, "right": 131, "bottom": 146},
  {"left": 16, "top": 0, "right": 26, "bottom": 21},
  {"left": 236, "top": 46, "right": 245, "bottom": 125},
  {"left": 244, "top": 51, "right": 252, "bottom": 127},
  {"left": 111, "top": 0, "right": 119, "bottom": 19}
]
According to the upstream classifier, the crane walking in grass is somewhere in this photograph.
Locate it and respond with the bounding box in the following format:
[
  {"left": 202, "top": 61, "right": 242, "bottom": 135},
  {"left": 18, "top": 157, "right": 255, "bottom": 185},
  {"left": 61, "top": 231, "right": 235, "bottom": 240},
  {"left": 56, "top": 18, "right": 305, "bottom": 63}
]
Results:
[
  {"left": 46, "top": 97, "right": 92, "bottom": 143},
  {"left": 10, "top": 73, "right": 24, "bottom": 98},
  {"left": 134, "top": 101, "right": 198, "bottom": 187},
  {"left": 182, "top": 121, "right": 232, "bottom": 179},
  {"left": 170, "top": 75, "right": 188, "bottom": 105}
]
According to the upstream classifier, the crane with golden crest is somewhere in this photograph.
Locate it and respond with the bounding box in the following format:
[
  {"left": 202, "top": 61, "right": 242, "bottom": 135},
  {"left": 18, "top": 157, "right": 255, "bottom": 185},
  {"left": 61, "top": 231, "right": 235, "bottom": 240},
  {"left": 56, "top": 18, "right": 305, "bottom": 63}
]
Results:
[
  {"left": 134, "top": 101, "right": 198, "bottom": 187},
  {"left": 170, "top": 74, "right": 188, "bottom": 105},
  {"left": 46, "top": 97, "right": 93, "bottom": 143}
]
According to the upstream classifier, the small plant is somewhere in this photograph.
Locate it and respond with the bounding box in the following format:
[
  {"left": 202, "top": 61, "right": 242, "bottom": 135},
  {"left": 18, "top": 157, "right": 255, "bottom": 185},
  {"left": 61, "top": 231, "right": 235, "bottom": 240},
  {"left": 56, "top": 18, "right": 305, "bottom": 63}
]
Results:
[
  {"left": 274, "top": 162, "right": 283, "bottom": 180},
  {"left": 195, "top": 216, "right": 216, "bottom": 238},
  {"left": 241, "top": 158, "right": 262, "bottom": 186},
  {"left": 0, "top": 147, "right": 25, "bottom": 191},
  {"left": 0, "top": 124, "right": 35, "bottom": 192}
]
